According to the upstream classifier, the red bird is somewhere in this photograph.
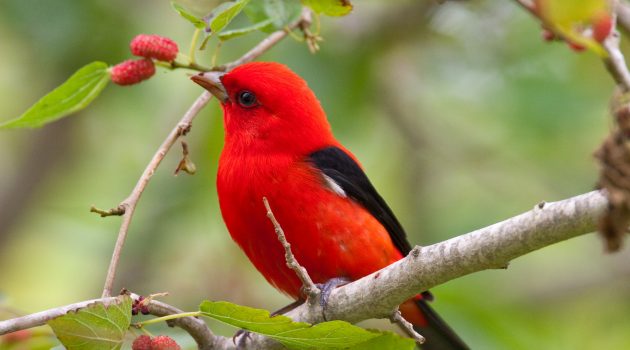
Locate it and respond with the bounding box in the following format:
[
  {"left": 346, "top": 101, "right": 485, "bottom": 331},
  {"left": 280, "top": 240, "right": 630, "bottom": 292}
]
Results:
[{"left": 192, "top": 62, "right": 467, "bottom": 349}]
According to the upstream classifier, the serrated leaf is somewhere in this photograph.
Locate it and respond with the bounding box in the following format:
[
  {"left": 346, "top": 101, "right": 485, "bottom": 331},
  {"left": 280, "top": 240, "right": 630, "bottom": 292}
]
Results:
[
  {"left": 1, "top": 61, "right": 109, "bottom": 129},
  {"left": 171, "top": 2, "right": 206, "bottom": 28},
  {"left": 302, "top": 0, "right": 352, "bottom": 16},
  {"left": 207, "top": 0, "right": 251, "bottom": 34},
  {"left": 218, "top": 19, "right": 275, "bottom": 40},
  {"left": 47, "top": 295, "right": 131, "bottom": 350},
  {"left": 244, "top": 0, "right": 303, "bottom": 33},
  {"left": 200, "top": 300, "right": 391, "bottom": 349}
]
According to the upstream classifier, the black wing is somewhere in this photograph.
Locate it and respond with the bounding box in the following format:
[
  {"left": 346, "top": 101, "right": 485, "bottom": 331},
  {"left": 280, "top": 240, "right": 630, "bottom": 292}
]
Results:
[{"left": 308, "top": 146, "right": 412, "bottom": 255}]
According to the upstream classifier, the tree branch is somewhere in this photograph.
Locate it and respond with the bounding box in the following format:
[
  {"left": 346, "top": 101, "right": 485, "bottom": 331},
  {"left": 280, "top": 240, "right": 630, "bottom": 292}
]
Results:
[
  {"left": 615, "top": 0, "right": 630, "bottom": 36},
  {"left": 0, "top": 292, "right": 233, "bottom": 350},
  {"left": 98, "top": 8, "right": 315, "bottom": 298},
  {"left": 1, "top": 191, "right": 609, "bottom": 349},
  {"left": 129, "top": 293, "right": 230, "bottom": 350},
  {"left": 602, "top": 5, "right": 630, "bottom": 92},
  {"left": 243, "top": 190, "right": 608, "bottom": 348},
  {"left": 0, "top": 296, "right": 120, "bottom": 335}
]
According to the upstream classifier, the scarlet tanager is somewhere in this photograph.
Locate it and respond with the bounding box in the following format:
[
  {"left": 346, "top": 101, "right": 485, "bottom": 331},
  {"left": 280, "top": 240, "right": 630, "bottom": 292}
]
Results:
[{"left": 191, "top": 62, "right": 468, "bottom": 349}]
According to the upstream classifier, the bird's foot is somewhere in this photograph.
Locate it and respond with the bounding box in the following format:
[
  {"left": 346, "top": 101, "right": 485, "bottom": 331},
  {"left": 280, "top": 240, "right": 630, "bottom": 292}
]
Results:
[
  {"left": 233, "top": 329, "right": 252, "bottom": 349},
  {"left": 315, "top": 277, "right": 351, "bottom": 319}
]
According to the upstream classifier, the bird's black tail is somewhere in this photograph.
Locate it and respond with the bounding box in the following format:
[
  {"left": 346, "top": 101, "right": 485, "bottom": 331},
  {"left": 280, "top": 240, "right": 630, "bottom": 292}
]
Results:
[{"left": 413, "top": 298, "right": 469, "bottom": 350}]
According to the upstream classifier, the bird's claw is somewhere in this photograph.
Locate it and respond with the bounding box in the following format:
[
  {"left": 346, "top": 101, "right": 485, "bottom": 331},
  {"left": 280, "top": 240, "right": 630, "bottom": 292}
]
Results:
[
  {"left": 315, "top": 277, "right": 351, "bottom": 319},
  {"left": 233, "top": 329, "right": 252, "bottom": 349}
]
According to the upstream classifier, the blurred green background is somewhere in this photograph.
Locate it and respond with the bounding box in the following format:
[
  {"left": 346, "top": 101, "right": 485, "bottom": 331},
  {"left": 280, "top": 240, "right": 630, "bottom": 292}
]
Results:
[{"left": 1, "top": 0, "right": 629, "bottom": 349}]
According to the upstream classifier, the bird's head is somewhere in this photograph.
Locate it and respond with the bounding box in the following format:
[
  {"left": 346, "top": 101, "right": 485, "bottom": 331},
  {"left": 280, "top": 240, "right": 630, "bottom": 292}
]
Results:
[{"left": 191, "top": 62, "right": 335, "bottom": 155}]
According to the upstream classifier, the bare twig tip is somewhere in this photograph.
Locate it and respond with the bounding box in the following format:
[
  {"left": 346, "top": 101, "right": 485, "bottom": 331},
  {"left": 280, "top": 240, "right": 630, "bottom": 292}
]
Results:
[
  {"left": 90, "top": 205, "right": 125, "bottom": 217},
  {"left": 262, "top": 197, "right": 319, "bottom": 300},
  {"left": 390, "top": 308, "right": 425, "bottom": 344}
]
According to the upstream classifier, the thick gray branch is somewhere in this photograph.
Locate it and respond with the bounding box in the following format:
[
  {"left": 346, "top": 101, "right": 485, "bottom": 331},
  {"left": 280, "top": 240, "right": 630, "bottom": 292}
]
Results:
[{"left": 243, "top": 190, "right": 608, "bottom": 348}]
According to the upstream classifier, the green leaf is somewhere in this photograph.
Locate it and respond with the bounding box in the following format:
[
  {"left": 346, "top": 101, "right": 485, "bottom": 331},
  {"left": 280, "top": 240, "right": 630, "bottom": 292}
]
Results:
[
  {"left": 244, "top": 0, "right": 303, "bottom": 33},
  {"left": 348, "top": 330, "right": 416, "bottom": 350},
  {"left": 200, "top": 300, "right": 411, "bottom": 349},
  {"left": 218, "top": 19, "right": 275, "bottom": 40},
  {"left": 47, "top": 295, "right": 131, "bottom": 350},
  {"left": 0, "top": 61, "right": 110, "bottom": 129},
  {"left": 171, "top": 2, "right": 206, "bottom": 28},
  {"left": 302, "top": 0, "right": 353, "bottom": 16},
  {"left": 208, "top": 0, "right": 251, "bottom": 34}
]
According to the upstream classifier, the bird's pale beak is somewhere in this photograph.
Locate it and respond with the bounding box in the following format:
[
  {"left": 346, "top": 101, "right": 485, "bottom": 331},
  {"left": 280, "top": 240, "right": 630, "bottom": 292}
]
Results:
[{"left": 191, "top": 71, "right": 229, "bottom": 103}]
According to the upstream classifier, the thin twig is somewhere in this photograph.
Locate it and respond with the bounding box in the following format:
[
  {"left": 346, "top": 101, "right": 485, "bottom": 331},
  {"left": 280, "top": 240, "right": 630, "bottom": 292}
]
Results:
[
  {"left": 90, "top": 204, "right": 125, "bottom": 217},
  {"left": 0, "top": 296, "right": 121, "bottom": 335},
  {"left": 513, "top": 0, "right": 536, "bottom": 16},
  {"left": 390, "top": 308, "right": 425, "bottom": 344},
  {"left": 602, "top": 15, "right": 630, "bottom": 91},
  {"left": 263, "top": 197, "right": 320, "bottom": 301},
  {"left": 99, "top": 7, "right": 315, "bottom": 299},
  {"left": 100, "top": 91, "right": 212, "bottom": 298},
  {"left": 616, "top": 1, "right": 630, "bottom": 36}
]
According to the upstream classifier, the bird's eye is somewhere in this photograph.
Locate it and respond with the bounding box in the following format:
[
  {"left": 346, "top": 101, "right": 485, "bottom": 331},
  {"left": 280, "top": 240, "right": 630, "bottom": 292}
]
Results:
[{"left": 237, "top": 91, "right": 257, "bottom": 108}]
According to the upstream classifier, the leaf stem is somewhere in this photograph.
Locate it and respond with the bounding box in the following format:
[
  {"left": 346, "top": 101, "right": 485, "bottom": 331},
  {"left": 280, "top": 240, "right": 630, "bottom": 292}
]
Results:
[
  {"left": 155, "top": 59, "right": 213, "bottom": 72},
  {"left": 189, "top": 28, "right": 202, "bottom": 63},
  {"left": 134, "top": 311, "right": 202, "bottom": 328}
]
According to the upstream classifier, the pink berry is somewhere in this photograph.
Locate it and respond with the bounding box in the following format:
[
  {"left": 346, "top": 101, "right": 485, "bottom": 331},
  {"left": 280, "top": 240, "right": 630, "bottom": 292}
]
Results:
[
  {"left": 151, "top": 335, "right": 181, "bottom": 350},
  {"left": 110, "top": 59, "right": 155, "bottom": 86},
  {"left": 131, "top": 335, "right": 152, "bottom": 350},
  {"left": 1, "top": 329, "right": 31, "bottom": 344},
  {"left": 130, "top": 34, "right": 179, "bottom": 62}
]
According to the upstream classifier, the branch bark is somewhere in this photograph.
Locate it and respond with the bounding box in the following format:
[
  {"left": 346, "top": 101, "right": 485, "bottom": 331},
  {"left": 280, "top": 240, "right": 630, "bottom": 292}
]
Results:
[
  {"left": 0, "top": 191, "right": 609, "bottom": 349},
  {"left": 242, "top": 190, "right": 608, "bottom": 348}
]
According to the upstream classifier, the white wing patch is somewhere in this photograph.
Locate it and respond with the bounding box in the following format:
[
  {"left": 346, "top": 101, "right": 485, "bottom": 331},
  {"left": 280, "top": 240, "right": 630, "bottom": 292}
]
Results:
[{"left": 322, "top": 174, "right": 347, "bottom": 198}]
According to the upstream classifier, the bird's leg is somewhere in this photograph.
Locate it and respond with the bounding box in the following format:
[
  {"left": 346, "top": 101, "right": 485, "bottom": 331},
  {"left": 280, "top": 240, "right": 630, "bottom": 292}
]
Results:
[
  {"left": 271, "top": 299, "right": 305, "bottom": 316},
  {"left": 315, "top": 277, "right": 351, "bottom": 319}
]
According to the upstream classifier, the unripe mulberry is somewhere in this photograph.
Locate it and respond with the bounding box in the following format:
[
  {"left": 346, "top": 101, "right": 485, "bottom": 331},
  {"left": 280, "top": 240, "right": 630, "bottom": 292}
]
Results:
[
  {"left": 131, "top": 335, "right": 152, "bottom": 350},
  {"left": 151, "top": 335, "right": 181, "bottom": 350},
  {"left": 130, "top": 34, "right": 179, "bottom": 62},
  {"left": 110, "top": 59, "right": 155, "bottom": 86}
]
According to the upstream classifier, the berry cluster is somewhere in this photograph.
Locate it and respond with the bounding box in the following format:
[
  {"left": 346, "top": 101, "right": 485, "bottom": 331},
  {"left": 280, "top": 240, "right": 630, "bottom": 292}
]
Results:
[
  {"left": 110, "top": 34, "right": 179, "bottom": 86},
  {"left": 132, "top": 335, "right": 181, "bottom": 350}
]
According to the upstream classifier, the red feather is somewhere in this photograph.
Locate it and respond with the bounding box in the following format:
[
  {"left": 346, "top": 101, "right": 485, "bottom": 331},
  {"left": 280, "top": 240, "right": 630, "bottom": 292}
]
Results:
[{"left": 209, "top": 62, "right": 466, "bottom": 349}]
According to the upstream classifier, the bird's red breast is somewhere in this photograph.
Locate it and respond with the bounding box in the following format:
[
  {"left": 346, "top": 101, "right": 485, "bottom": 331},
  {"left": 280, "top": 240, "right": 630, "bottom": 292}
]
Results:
[{"left": 217, "top": 143, "right": 403, "bottom": 298}]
